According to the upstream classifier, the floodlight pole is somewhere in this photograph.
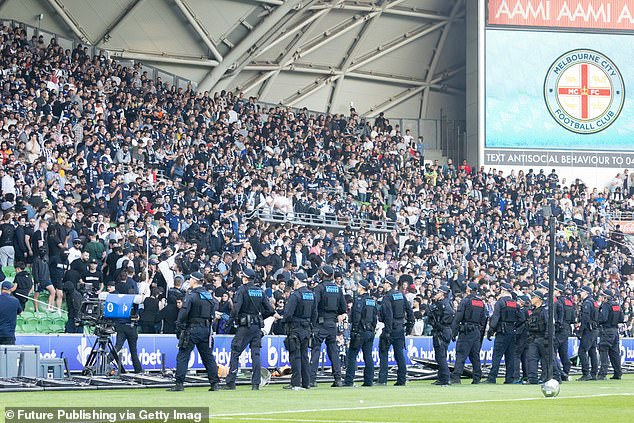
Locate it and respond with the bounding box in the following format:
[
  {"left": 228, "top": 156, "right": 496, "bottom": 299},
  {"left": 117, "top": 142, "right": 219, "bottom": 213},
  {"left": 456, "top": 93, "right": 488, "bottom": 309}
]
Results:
[{"left": 546, "top": 214, "right": 556, "bottom": 381}]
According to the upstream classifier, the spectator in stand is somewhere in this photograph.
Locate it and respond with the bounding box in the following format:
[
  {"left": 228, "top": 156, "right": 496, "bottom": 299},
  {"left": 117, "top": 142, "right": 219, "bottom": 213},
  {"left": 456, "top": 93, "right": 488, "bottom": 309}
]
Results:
[{"left": 0, "top": 23, "right": 631, "bottom": 343}]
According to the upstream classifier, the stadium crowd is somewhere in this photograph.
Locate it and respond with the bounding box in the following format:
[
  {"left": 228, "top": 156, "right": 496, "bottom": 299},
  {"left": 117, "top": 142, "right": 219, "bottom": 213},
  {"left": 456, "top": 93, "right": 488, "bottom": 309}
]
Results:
[{"left": 0, "top": 24, "right": 633, "bottom": 340}]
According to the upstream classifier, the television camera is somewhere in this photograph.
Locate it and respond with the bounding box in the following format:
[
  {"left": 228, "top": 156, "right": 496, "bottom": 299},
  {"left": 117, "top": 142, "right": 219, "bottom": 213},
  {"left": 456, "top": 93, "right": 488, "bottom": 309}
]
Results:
[{"left": 78, "top": 293, "right": 142, "bottom": 376}]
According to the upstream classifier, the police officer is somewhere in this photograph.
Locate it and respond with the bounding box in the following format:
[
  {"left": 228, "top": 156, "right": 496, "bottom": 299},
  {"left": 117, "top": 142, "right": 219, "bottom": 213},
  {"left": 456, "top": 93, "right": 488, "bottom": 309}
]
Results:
[
  {"left": 512, "top": 294, "right": 531, "bottom": 383},
  {"left": 485, "top": 282, "right": 519, "bottom": 384},
  {"left": 282, "top": 271, "right": 315, "bottom": 390},
  {"left": 168, "top": 271, "right": 220, "bottom": 392},
  {"left": 225, "top": 268, "right": 278, "bottom": 390},
  {"left": 451, "top": 282, "right": 486, "bottom": 384},
  {"left": 576, "top": 285, "right": 599, "bottom": 381},
  {"left": 597, "top": 289, "right": 624, "bottom": 380},
  {"left": 525, "top": 290, "right": 561, "bottom": 384},
  {"left": 0, "top": 281, "right": 22, "bottom": 345},
  {"left": 310, "top": 265, "right": 347, "bottom": 387},
  {"left": 344, "top": 279, "right": 378, "bottom": 387},
  {"left": 378, "top": 275, "right": 414, "bottom": 386},
  {"left": 555, "top": 284, "right": 576, "bottom": 381},
  {"left": 426, "top": 285, "right": 454, "bottom": 386}
]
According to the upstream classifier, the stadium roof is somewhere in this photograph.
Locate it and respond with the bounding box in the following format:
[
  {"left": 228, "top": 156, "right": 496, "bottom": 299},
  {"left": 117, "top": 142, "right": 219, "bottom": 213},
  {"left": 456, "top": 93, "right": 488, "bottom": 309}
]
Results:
[{"left": 1, "top": 0, "right": 466, "bottom": 118}]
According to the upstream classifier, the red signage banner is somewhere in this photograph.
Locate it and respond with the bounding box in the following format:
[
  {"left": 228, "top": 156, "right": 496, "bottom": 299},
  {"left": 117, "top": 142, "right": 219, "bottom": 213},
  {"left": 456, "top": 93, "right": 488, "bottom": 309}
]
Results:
[{"left": 488, "top": 0, "right": 634, "bottom": 31}]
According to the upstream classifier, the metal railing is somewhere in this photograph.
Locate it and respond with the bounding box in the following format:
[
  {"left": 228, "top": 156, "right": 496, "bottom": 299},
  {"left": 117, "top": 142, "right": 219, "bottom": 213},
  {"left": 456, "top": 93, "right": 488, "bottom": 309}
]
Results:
[
  {"left": 246, "top": 208, "right": 401, "bottom": 236},
  {"left": 607, "top": 211, "right": 634, "bottom": 221}
]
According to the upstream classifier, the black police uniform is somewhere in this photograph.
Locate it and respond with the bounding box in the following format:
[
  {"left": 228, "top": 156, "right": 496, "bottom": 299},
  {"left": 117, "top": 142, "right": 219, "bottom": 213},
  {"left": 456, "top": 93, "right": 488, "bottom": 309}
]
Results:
[
  {"left": 226, "top": 280, "right": 275, "bottom": 389},
  {"left": 578, "top": 294, "right": 600, "bottom": 379},
  {"left": 486, "top": 295, "right": 519, "bottom": 383},
  {"left": 525, "top": 303, "right": 561, "bottom": 384},
  {"left": 427, "top": 295, "right": 455, "bottom": 385},
  {"left": 556, "top": 294, "right": 576, "bottom": 378},
  {"left": 345, "top": 292, "right": 378, "bottom": 386},
  {"left": 282, "top": 285, "right": 316, "bottom": 389},
  {"left": 451, "top": 293, "right": 486, "bottom": 383},
  {"left": 597, "top": 298, "right": 624, "bottom": 379},
  {"left": 512, "top": 301, "right": 530, "bottom": 382},
  {"left": 173, "top": 286, "right": 220, "bottom": 390},
  {"left": 309, "top": 277, "right": 347, "bottom": 386}
]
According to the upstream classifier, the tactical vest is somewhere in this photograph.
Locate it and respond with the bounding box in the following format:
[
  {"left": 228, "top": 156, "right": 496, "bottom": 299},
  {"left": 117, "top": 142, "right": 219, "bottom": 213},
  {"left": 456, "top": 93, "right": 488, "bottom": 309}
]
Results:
[
  {"left": 526, "top": 308, "right": 546, "bottom": 334},
  {"left": 464, "top": 296, "right": 485, "bottom": 324},
  {"left": 243, "top": 285, "right": 264, "bottom": 315},
  {"left": 190, "top": 289, "right": 214, "bottom": 320},
  {"left": 321, "top": 282, "right": 341, "bottom": 313},
  {"left": 295, "top": 289, "right": 314, "bottom": 320},
  {"left": 608, "top": 302, "right": 624, "bottom": 327},
  {"left": 391, "top": 292, "right": 405, "bottom": 320},
  {"left": 589, "top": 298, "right": 600, "bottom": 323},
  {"left": 361, "top": 296, "right": 377, "bottom": 329},
  {"left": 500, "top": 299, "right": 518, "bottom": 323},
  {"left": 561, "top": 297, "right": 575, "bottom": 323}
]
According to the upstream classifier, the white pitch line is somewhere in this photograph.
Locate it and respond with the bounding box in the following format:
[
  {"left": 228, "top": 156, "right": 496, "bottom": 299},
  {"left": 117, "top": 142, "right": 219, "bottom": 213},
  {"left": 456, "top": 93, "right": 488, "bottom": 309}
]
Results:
[{"left": 210, "top": 392, "right": 634, "bottom": 418}]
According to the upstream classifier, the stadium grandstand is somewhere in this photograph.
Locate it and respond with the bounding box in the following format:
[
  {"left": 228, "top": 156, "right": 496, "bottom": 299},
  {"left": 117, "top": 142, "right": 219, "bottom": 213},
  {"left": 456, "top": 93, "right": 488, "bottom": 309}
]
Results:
[{"left": 0, "top": 0, "right": 632, "bottom": 408}]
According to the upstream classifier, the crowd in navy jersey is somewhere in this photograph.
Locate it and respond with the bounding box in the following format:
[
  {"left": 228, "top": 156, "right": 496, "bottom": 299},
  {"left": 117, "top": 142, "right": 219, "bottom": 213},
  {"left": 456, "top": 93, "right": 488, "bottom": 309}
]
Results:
[{"left": 0, "top": 25, "right": 632, "bottom": 336}]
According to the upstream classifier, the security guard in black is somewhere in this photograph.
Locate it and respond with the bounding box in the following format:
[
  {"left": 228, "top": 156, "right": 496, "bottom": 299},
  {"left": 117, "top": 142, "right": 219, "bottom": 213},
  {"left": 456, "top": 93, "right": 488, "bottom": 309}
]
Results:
[
  {"left": 525, "top": 290, "right": 561, "bottom": 384},
  {"left": 282, "top": 272, "right": 316, "bottom": 390},
  {"left": 597, "top": 289, "right": 624, "bottom": 380},
  {"left": 226, "top": 268, "right": 276, "bottom": 390},
  {"left": 344, "top": 279, "right": 377, "bottom": 386},
  {"left": 577, "top": 285, "right": 599, "bottom": 380},
  {"left": 451, "top": 282, "right": 486, "bottom": 383},
  {"left": 169, "top": 272, "right": 219, "bottom": 391},
  {"left": 486, "top": 282, "right": 519, "bottom": 384},
  {"left": 309, "top": 265, "right": 347, "bottom": 387}
]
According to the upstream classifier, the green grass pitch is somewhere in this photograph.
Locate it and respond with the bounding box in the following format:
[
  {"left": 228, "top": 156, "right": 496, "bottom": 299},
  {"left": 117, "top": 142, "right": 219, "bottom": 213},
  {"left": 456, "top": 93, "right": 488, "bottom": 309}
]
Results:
[{"left": 1, "top": 376, "right": 633, "bottom": 422}]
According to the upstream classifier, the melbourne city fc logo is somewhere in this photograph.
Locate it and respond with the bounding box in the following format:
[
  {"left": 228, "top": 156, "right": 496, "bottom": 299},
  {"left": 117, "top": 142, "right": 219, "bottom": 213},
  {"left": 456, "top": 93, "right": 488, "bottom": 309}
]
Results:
[{"left": 544, "top": 49, "right": 624, "bottom": 134}]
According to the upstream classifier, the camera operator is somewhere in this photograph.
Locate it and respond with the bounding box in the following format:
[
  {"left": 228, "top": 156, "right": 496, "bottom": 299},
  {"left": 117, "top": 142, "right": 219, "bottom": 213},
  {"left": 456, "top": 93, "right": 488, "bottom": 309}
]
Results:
[{"left": 111, "top": 271, "right": 143, "bottom": 373}]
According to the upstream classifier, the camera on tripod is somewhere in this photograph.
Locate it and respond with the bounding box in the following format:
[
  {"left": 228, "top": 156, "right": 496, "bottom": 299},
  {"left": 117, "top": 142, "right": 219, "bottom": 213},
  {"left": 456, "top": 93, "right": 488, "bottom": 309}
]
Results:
[{"left": 80, "top": 293, "right": 143, "bottom": 376}]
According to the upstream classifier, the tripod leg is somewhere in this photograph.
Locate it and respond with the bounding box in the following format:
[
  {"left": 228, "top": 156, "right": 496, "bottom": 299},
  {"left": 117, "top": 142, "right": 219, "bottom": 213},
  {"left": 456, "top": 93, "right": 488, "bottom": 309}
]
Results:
[
  {"left": 82, "top": 337, "right": 102, "bottom": 375},
  {"left": 108, "top": 339, "right": 122, "bottom": 374}
]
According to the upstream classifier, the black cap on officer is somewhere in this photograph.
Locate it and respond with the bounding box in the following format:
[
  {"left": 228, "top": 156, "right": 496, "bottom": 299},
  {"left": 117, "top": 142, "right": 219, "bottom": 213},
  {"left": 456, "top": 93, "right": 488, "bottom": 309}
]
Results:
[
  {"left": 518, "top": 294, "right": 531, "bottom": 304},
  {"left": 532, "top": 290, "right": 546, "bottom": 301},
  {"left": 243, "top": 268, "right": 256, "bottom": 281},
  {"left": 500, "top": 282, "right": 512, "bottom": 292},
  {"left": 291, "top": 271, "right": 308, "bottom": 289},
  {"left": 577, "top": 285, "right": 593, "bottom": 296},
  {"left": 555, "top": 283, "right": 564, "bottom": 292},
  {"left": 437, "top": 285, "right": 450, "bottom": 295},
  {"left": 467, "top": 281, "right": 479, "bottom": 292},
  {"left": 190, "top": 271, "right": 204, "bottom": 281},
  {"left": 600, "top": 288, "right": 613, "bottom": 299},
  {"left": 358, "top": 279, "right": 370, "bottom": 290},
  {"left": 320, "top": 265, "right": 334, "bottom": 279},
  {"left": 384, "top": 275, "right": 397, "bottom": 287}
]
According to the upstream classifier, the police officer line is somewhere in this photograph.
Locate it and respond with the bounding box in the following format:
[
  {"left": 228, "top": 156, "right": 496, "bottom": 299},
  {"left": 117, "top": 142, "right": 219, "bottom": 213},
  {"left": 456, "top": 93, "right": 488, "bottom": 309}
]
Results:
[{"left": 14, "top": 334, "right": 634, "bottom": 373}]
